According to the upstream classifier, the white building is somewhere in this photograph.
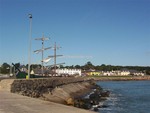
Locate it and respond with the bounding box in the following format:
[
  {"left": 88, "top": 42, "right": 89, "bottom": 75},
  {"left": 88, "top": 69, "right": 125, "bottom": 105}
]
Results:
[
  {"left": 118, "top": 71, "right": 130, "bottom": 76},
  {"left": 103, "top": 70, "right": 130, "bottom": 76},
  {"left": 102, "top": 70, "right": 145, "bottom": 76},
  {"left": 103, "top": 71, "right": 113, "bottom": 76},
  {"left": 56, "top": 68, "right": 81, "bottom": 76}
]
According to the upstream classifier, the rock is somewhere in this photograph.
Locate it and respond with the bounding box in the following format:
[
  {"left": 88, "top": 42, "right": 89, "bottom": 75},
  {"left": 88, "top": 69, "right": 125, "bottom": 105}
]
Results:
[
  {"left": 101, "top": 91, "right": 110, "bottom": 97},
  {"left": 93, "top": 107, "right": 99, "bottom": 112},
  {"left": 74, "top": 99, "right": 92, "bottom": 110},
  {"left": 11, "top": 77, "right": 90, "bottom": 98},
  {"left": 66, "top": 98, "right": 74, "bottom": 105},
  {"left": 89, "top": 93, "right": 100, "bottom": 101},
  {"left": 98, "top": 104, "right": 109, "bottom": 108}
]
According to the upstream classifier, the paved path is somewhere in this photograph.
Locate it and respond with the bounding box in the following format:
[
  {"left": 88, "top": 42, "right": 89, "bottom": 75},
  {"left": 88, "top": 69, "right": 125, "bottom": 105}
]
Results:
[{"left": 0, "top": 90, "right": 95, "bottom": 113}]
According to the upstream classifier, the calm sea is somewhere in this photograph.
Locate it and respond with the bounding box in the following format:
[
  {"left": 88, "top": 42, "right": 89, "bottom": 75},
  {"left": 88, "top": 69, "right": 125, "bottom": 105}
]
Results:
[{"left": 97, "top": 81, "right": 150, "bottom": 113}]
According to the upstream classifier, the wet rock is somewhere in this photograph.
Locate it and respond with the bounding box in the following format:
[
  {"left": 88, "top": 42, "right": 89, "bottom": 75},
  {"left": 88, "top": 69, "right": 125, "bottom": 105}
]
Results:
[
  {"left": 89, "top": 93, "right": 100, "bottom": 101},
  {"left": 101, "top": 91, "right": 110, "bottom": 97},
  {"left": 74, "top": 98, "right": 92, "bottom": 109},
  {"left": 93, "top": 107, "right": 99, "bottom": 112},
  {"left": 73, "top": 84, "right": 110, "bottom": 111},
  {"left": 98, "top": 104, "right": 109, "bottom": 108}
]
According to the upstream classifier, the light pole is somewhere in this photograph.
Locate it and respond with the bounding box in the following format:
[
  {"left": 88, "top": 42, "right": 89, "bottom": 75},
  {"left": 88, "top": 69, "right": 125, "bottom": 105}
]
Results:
[
  {"left": 28, "top": 14, "right": 32, "bottom": 78},
  {"left": 41, "top": 39, "right": 44, "bottom": 76}
]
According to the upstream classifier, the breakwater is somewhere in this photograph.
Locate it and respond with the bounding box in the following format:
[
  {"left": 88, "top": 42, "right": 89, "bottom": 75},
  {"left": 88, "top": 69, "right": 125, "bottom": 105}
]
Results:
[
  {"left": 10, "top": 77, "right": 92, "bottom": 95},
  {"left": 0, "top": 77, "right": 97, "bottom": 113},
  {"left": 9, "top": 77, "right": 110, "bottom": 111},
  {"left": 10, "top": 77, "right": 95, "bottom": 104}
]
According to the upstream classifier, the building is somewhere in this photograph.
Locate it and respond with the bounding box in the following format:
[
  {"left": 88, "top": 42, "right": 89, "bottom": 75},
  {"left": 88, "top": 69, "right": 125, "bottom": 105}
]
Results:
[
  {"left": 86, "top": 71, "right": 101, "bottom": 76},
  {"left": 129, "top": 70, "right": 145, "bottom": 76},
  {"left": 103, "top": 71, "right": 113, "bottom": 76},
  {"left": 111, "top": 70, "right": 130, "bottom": 76},
  {"left": 56, "top": 68, "right": 81, "bottom": 76}
]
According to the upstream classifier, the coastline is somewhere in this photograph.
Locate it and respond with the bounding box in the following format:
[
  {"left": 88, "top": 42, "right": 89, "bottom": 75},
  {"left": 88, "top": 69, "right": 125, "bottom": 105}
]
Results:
[
  {"left": 89, "top": 75, "right": 150, "bottom": 81},
  {"left": 0, "top": 77, "right": 110, "bottom": 112},
  {"left": 0, "top": 76, "right": 150, "bottom": 113}
]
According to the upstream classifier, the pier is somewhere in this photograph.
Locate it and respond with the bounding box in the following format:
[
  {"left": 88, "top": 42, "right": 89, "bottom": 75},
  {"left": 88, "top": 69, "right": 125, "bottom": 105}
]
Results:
[{"left": 0, "top": 78, "right": 95, "bottom": 113}]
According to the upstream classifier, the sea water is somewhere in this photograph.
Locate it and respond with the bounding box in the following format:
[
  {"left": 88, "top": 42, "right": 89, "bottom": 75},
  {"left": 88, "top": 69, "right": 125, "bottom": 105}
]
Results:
[{"left": 97, "top": 81, "right": 150, "bottom": 113}]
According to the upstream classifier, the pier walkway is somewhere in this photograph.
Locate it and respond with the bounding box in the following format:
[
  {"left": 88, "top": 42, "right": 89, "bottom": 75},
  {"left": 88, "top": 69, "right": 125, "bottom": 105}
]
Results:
[
  {"left": 0, "top": 79, "right": 94, "bottom": 113},
  {"left": 0, "top": 90, "right": 94, "bottom": 113}
]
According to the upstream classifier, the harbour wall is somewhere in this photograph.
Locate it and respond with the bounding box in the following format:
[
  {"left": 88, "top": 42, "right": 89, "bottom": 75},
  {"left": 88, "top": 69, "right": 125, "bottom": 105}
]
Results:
[{"left": 9, "top": 77, "right": 94, "bottom": 104}]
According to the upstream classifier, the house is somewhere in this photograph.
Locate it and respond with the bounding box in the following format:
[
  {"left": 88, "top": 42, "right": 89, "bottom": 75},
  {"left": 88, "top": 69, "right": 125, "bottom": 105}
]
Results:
[
  {"left": 103, "top": 71, "right": 113, "bottom": 76},
  {"left": 129, "top": 70, "right": 145, "bottom": 76},
  {"left": 56, "top": 68, "right": 81, "bottom": 76},
  {"left": 86, "top": 71, "right": 101, "bottom": 76},
  {"left": 32, "top": 68, "right": 52, "bottom": 76},
  {"left": 19, "top": 65, "right": 28, "bottom": 73},
  {"left": 120, "top": 71, "right": 130, "bottom": 76},
  {"left": 112, "top": 70, "right": 130, "bottom": 76}
]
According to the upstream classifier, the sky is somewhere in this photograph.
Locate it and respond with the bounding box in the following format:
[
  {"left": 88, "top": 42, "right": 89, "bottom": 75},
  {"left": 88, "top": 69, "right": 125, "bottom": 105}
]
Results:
[{"left": 0, "top": 0, "right": 150, "bottom": 66}]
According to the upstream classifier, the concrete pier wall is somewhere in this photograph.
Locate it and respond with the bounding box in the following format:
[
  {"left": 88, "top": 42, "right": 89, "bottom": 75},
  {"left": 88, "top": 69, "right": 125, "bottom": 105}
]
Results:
[{"left": 10, "top": 77, "right": 94, "bottom": 100}]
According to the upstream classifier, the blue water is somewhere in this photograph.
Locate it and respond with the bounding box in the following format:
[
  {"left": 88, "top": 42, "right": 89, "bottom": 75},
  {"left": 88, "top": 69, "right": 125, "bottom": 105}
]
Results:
[{"left": 97, "top": 81, "right": 150, "bottom": 113}]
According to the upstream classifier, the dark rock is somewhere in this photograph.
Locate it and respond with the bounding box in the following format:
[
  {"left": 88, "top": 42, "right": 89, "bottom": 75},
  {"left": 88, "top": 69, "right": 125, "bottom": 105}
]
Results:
[
  {"left": 89, "top": 93, "right": 100, "bottom": 101},
  {"left": 101, "top": 91, "right": 110, "bottom": 97},
  {"left": 98, "top": 104, "right": 109, "bottom": 108},
  {"left": 74, "top": 99, "right": 92, "bottom": 109},
  {"left": 102, "top": 105, "right": 109, "bottom": 108},
  {"left": 93, "top": 107, "right": 99, "bottom": 112}
]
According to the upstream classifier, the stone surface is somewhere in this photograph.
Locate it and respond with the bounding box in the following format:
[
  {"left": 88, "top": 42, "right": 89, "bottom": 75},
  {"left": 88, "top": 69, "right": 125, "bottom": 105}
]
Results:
[
  {"left": 0, "top": 90, "right": 95, "bottom": 113},
  {"left": 0, "top": 79, "right": 14, "bottom": 91},
  {"left": 42, "top": 82, "right": 93, "bottom": 104},
  {"left": 0, "top": 77, "right": 98, "bottom": 112},
  {"left": 10, "top": 77, "right": 86, "bottom": 97}
]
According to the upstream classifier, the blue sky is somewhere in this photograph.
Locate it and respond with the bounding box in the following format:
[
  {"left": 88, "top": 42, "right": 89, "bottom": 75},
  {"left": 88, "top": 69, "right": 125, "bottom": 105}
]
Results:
[{"left": 0, "top": 0, "right": 150, "bottom": 66}]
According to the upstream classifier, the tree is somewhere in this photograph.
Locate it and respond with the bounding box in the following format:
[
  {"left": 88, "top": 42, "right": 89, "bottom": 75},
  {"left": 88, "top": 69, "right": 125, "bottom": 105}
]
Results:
[
  {"left": 75, "top": 65, "right": 81, "bottom": 69},
  {"left": 14, "top": 63, "right": 20, "bottom": 69},
  {"left": 1, "top": 63, "right": 10, "bottom": 74},
  {"left": 59, "top": 65, "right": 64, "bottom": 68},
  {"left": 83, "top": 61, "right": 94, "bottom": 70}
]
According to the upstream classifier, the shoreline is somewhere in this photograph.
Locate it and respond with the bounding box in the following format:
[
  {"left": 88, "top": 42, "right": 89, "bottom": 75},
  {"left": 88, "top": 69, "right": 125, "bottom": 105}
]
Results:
[
  {"left": 88, "top": 76, "right": 150, "bottom": 81},
  {"left": 0, "top": 78, "right": 110, "bottom": 112},
  {"left": 0, "top": 76, "right": 150, "bottom": 113}
]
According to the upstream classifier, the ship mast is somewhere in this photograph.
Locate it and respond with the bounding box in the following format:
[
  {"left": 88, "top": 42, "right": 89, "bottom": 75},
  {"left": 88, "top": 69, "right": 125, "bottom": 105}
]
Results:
[
  {"left": 34, "top": 35, "right": 51, "bottom": 76},
  {"left": 48, "top": 42, "right": 64, "bottom": 76}
]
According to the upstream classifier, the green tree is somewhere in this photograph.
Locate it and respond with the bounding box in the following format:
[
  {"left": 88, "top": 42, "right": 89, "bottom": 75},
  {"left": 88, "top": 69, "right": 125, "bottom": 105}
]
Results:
[
  {"left": 75, "top": 65, "right": 81, "bottom": 69},
  {"left": 83, "top": 61, "right": 94, "bottom": 70},
  {"left": 1, "top": 63, "right": 10, "bottom": 74}
]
